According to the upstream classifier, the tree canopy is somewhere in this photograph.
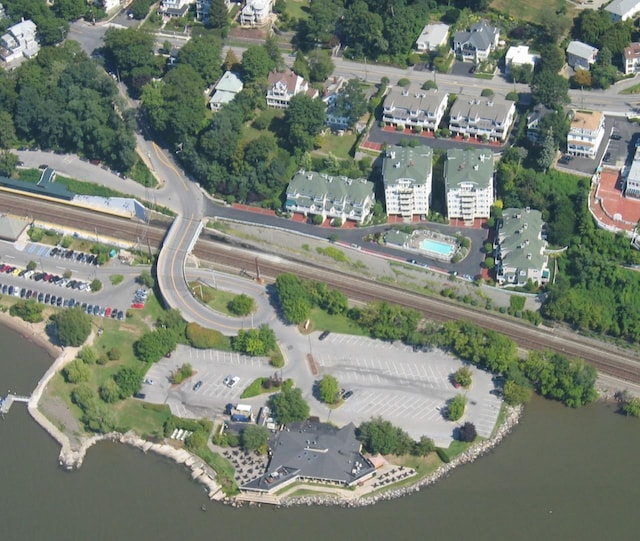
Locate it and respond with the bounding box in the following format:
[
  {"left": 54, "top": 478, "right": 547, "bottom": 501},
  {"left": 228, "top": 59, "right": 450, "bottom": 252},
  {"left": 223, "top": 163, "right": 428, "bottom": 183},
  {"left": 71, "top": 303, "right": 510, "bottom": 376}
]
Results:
[
  {"left": 268, "top": 387, "right": 310, "bottom": 424},
  {"left": 318, "top": 374, "right": 340, "bottom": 404},
  {"left": 51, "top": 307, "right": 91, "bottom": 347}
]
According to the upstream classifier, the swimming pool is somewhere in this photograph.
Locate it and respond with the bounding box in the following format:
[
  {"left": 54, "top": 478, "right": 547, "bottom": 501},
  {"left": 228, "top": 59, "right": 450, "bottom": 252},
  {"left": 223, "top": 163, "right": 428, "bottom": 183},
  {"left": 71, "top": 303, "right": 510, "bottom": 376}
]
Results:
[{"left": 419, "top": 238, "right": 455, "bottom": 258}]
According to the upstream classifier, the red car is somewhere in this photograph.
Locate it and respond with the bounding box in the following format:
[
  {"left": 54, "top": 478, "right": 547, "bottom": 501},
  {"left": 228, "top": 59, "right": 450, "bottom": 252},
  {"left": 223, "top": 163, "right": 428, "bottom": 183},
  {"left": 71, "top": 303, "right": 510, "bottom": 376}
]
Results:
[
  {"left": 105, "top": 307, "right": 112, "bottom": 318},
  {"left": 131, "top": 302, "right": 145, "bottom": 309}
]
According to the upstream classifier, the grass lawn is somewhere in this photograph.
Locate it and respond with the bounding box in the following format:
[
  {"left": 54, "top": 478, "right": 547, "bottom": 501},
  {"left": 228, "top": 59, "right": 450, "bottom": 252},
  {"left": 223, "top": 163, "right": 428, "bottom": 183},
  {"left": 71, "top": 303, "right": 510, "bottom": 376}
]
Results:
[
  {"left": 127, "top": 157, "right": 158, "bottom": 188},
  {"left": 314, "top": 132, "right": 357, "bottom": 160},
  {"left": 240, "top": 377, "right": 269, "bottom": 398},
  {"left": 490, "top": 0, "right": 575, "bottom": 23},
  {"left": 114, "top": 401, "right": 171, "bottom": 437},
  {"left": 189, "top": 280, "right": 237, "bottom": 316},
  {"left": 620, "top": 82, "right": 640, "bottom": 95},
  {"left": 110, "top": 274, "right": 125, "bottom": 286},
  {"left": 284, "top": 0, "right": 310, "bottom": 21},
  {"left": 308, "top": 307, "right": 368, "bottom": 336},
  {"left": 192, "top": 446, "right": 239, "bottom": 495}
]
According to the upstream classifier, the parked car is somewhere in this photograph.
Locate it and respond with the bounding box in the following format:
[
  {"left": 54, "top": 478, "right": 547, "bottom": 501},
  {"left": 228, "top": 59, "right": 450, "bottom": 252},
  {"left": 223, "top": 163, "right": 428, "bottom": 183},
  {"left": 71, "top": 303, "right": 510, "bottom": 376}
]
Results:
[
  {"left": 319, "top": 330, "right": 331, "bottom": 341},
  {"left": 193, "top": 380, "right": 203, "bottom": 391},
  {"left": 343, "top": 390, "right": 354, "bottom": 400}
]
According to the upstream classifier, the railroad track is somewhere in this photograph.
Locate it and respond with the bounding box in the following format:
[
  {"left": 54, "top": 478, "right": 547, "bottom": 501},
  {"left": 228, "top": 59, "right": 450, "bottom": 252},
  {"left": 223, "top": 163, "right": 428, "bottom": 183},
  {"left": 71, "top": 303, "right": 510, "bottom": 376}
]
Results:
[{"left": 3, "top": 192, "right": 639, "bottom": 383}]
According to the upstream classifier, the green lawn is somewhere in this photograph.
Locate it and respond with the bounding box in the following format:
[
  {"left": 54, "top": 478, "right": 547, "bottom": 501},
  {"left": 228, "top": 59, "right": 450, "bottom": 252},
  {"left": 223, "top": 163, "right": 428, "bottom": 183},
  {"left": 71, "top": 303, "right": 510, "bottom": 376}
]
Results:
[
  {"left": 127, "top": 157, "right": 158, "bottom": 188},
  {"left": 115, "top": 401, "right": 171, "bottom": 437},
  {"left": 308, "top": 307, "right": 368, "bottom": 336},
  {"left": 189, "top": 280, "right": 238, "bottom": 316},
  {"left": 284, "top": 0, "right": 310, "bottom": 21},
  {"left": 620, "top": 82, "right": 640, "bottom": 95},
  {"left": 314, "top": 132, "right": 357, "bottom": 160},
  {"left": 490, "top": 0, "right": 575, "bottom": 23}
]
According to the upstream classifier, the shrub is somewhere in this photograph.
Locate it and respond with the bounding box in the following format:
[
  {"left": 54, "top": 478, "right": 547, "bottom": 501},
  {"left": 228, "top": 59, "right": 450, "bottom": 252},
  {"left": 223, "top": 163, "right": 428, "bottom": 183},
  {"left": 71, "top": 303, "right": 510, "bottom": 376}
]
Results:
[
  {"left": 77, "top": 346, "right": 98, "bottom": 364},
  {"left": 458, "top": 422, "right": 477, "bottom": 442},
  {"left": 318, "top": 374, "right": 340, "bottom": 404},
  {"left": 99, "top": 379, "right": 120, "bottom": 403},
  {"left": 52, "top": 308, "right": 91, "bottom": 346},
  {"left": 27, "top": 228, "right": 44, "bottom": 242},
  {"left": 397, "top": 78, "right": 411, "bottom": 87},
  {"left": 170, "top": 363, "right": 193, "bottom": 384},
  {"left": 63, "top": 359, "right": 90, "bottom": 383},
  {"left": 447, "top": 394, "right": 466, "bottom": 421},
  {"left": 137, "top": 270, "right": 155, "bottom": 288},
  {"left": 227, "top": 294, "right": 255, "bottom": 316},
  {"left": 110, "top": 274, "right": 124, "bottom": 286},
  {"left": 481, "top": 88, "right": 494, "bottom": 97},
  {"left": 90, "top": 279, "right": 102, "bottom": 292},
  {"left": 422, "top": 80, "right": 437, "bottom": 90},
  {"left": 107, "top": 347, "right": 121, "bottom": 360},
  {"left": 453, "top": 366, "right": 472, "bottom": 388},
  {"left": 60, "top": 236, "right": 73, "bottom": 249},
  {"left": 186, "top": 322, "right": 229, "bottom": 349},
  {"left": 10, "top": 300, "right": 43, "bottom": 323}
]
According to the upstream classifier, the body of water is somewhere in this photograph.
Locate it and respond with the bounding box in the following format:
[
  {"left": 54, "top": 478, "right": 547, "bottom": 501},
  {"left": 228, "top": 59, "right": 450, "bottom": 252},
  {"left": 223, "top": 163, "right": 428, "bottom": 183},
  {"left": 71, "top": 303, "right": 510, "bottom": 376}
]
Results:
[{"left": 1, "top": 323, "right": 638, "bottom": 540}]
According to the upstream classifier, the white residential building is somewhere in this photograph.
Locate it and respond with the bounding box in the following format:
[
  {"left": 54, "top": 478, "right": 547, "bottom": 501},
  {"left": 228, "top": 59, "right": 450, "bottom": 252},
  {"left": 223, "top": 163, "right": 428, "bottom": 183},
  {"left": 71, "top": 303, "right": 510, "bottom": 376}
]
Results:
[
  {"left": 415, "top": 23, "right": 449, "bottom": 52},
  {"left": 504, "top": 45, "right": 539, "bottom": 74},
  {"left": 605, "top": 0, "right": 640, "bottom": 22},
  {"left": 624, "top": 43, "right": 640, "bottom": 75},
  {"left": 266, "top": 69, "right": 317, "bottom": 109},
  {"left": 624, "top": 146, "right": 640, "bottom": 198},
  {"left": 495, "top": 207, "right": 550, "bottom": 286},
  {"left": 452, "top": 20, "right": 500, "bottom": 63},
  {"left": 208, "top": 71, "right": 243, "bottom": 111},
  {"left": 382, "top": 145, "right": 433, "bottom": 220},
  {"left": 284, "top": 170, "right": 375, "bottom": 224},
  {"left": 448, "top": 95, "right": 516, "bottom": 142},
  {"left": 566, "top": 41, "right": 599, "bottom": 70},
  {"left": 160, "top": 0, "right": 193, "bottom": 17},
  {"left": 567, "top": 110, "right": 605, "bottom": 159},
  {"left": 0, "top": 19, "right": 39, "bottom": 64},
  {"left": 382, "top": 85, "right": 449, "bottom": 133},
  {"left": 101, "top": 0, "right": 121, "bottom": 12},
  {"left": 445, "top": 149, "right": 494, "bottom": 223},
  {"left": 240, "top": 0, "right": 273, "bottom": 26}
]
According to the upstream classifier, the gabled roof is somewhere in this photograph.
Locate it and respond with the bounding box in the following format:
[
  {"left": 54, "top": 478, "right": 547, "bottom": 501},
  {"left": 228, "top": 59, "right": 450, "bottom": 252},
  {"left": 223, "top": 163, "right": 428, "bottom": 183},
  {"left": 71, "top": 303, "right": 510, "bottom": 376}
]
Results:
[
  {"left": 215, "top": 71, "right": 243, "bottom": 93},
  {"left": 268, "top": 69, "right": 301, "bottom": 93},
  {"left": 605, "top": 0, "right": 640, "bottom": 17},
  {"left": 444, "top": 149, "right": 494, "bottom": 190},
  {"left": 449, "top": 95, "right": 515, "bottom": 126},
  {"left": 453, "top": 19, "right": 499, "bottom": 51},
  {"left": 624, "top": 42, "right": 640, "bottom": 61},
  {"left": 566, "top": 40, "right": 598, "bottom": 60},
  {"left": 498, "top": 207, "right": 546, "bottom": 275},
  {"left": 382, "top": 144, "right": 433, "bottom": 188}
]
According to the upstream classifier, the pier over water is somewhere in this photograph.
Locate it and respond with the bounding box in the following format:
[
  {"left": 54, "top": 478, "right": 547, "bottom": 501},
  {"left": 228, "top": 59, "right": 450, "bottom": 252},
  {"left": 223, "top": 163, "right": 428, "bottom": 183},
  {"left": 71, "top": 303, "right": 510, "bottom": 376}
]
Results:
[{"left": 0, "top": 393, "right": 31, "bottom": 414}]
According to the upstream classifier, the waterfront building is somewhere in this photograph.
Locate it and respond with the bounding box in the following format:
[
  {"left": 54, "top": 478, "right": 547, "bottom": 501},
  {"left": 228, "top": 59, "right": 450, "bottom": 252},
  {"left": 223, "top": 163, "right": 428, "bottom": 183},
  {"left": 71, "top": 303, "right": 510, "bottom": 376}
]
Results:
[{"left": 445, "top": 149, "right": 494, "bottom": 223}]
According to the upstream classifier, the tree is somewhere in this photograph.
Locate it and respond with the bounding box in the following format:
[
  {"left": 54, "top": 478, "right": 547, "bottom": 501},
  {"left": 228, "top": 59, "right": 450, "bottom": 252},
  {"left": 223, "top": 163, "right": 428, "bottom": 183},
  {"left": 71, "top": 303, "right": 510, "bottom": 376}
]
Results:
[
  {"left": 573, "top": 68, "right": 592, "bottom": 88},
  {"left": 275, "top": 273, "right": 312, "bottom": 324},
  {"left": 242, "top": 424, "right": 270, "bottom": 452},
  {"left": 413, "top": 435, "right": 435, "bottom": 456},
  {"left": 536, "top": 44, "right": 565, "bottom": 74},
  {"left": 0, "top": 151, "right": 18, "bottom": 176},
  {"left": 293, "top": 51, "right": 310, "bottom": 81},
  {"left": 356, "top": 417, "right": 412, "bottom": 455},
  {"left": 453, "top": 366, "right": 472, "bottom": 389},
  {"left": 0, "top": 110, "right": 16, "bottom": 149},
  {"left": 185, "top": 430, "right": 208, "bottom": 451},
  {"left": 206, "top": 0, "right": 230, "bottom": 32},
  {"left": 573, "top": 9, "right": 612, "bottom": 46},
  {"left": 104, "top": 28, "right": 158, "bottom": 91},
  {"left": 72, "top": 384, "right": 97, "bottom": 411},
  {"left": 503, "top": 380, "right": 533, "bottom": 405},
  {"left": 307, "top": 49, "right": 335, "bottom": 82},
  {"left": 227, "top": 294, "right": 255, "bottom": 316},
  {"left": 53, "top": 0, "right": 86, "bottom": 20},
  {"left": 62, "top": 359, "right": 90, "bottom": 383},
  {"left": 242, "top": 46, "right": 272, "bottom": 83},
  {"left": 284, "top": 94, "right": 326, "bottom": 154},
  {"left": 299, "top": 0, "right": 342, "bottom": 47},
  {"left": 318, "top": 374, "right": 340, "bottom": 404},
  {"left": 137, "top": 269, "right": 155, "bottom": 288},
  {"left": 135, "top": 329, "right": 177, "bottom": 363},
  {"left": 263, "top": 35, "right": 284, "bottom": 72},
  {"left": 99, "top": 379, "right": 120, "bottom": 404},
  {"left": 331, "top": 79, "right": 368, "bottom": 130},
  {"left": 114, "top": 366, "right": 143, "bottom": 398},
  {"left": 90, "top": 279, "right": 102, "bottom": 292},
  {"left": 268, "top": 387, "right": 310, "bottom": 424},
  {"left": 532, "top": 70, "right": 569, "bottom": 109},
  {"left": 178, "top": 34, "right": 223, "bottom": 85},
  {"left": 537, "top": 131, "right": 557, "bottom": 172},
  {"left": 77, "top": 346, "right": 98, "bottom": 365},
  {"left": 51, "top": 308, "right": 91, "bottom": 346},
  {"left": 447, "top": 394, "right": 466, "bottom": 421},
  {"left": 223, "top": 48, "right": 240, "bottom": 72},
  {"left": 341, "top": 0, "right": 386, "bottom": 59},
  {"left": 129, "top": 0, "right": 152, "bottom": 19},
  {"left": 510, "top": 63, "right": 533, "bottom": 84},
  {"left": 458, "top": 422, "right": 477, "bottom": 442}
]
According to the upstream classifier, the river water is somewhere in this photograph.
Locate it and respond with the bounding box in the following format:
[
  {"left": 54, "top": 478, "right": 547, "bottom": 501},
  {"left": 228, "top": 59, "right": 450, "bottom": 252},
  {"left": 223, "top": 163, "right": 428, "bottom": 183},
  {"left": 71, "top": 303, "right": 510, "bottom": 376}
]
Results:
[{"left": 1, "top": 323, "right": 638, "bottom": 540}]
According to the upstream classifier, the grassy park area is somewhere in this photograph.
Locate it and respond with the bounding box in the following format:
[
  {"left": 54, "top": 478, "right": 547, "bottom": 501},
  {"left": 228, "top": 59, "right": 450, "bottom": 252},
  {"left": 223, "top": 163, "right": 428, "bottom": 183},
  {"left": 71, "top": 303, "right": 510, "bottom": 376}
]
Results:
[{"left": 490, "top": 0, "right": 575, "bottom": 23}]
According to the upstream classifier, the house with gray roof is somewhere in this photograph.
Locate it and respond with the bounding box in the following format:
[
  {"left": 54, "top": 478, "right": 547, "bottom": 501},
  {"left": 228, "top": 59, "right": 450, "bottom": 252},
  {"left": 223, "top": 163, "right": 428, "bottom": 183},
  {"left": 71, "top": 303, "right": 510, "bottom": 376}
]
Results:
[
  {"left": 285, "top": 170, "right": 375, "bottom": 224},
  {"left": 495, "top": 207, "right": 549, "bottom": 286},
  {"left": 241, "top": 421, "right": 375, "bottom": 493},
  {"left": 0, "top": 19, "right": 39, "bottom": 64},
  {"left": 448, "top": 94, "right": 515, "bottom": 142},
  {"left": 208, "top": 71, "right": 243, "bottom": 111},
  {"left": 445, "top": 149, "right": 494, "bottom": 223},
  {"left": 382, "top": 85, "right": 449, "bottom": 132},
  {"left": 527, "top": 104, "right": 553, "bottom": 144},
  {"left": 605, "top": 0, "right": 640, "bottom": 21},
  {"left": 383, "top": 145, "right": 433, "bottom": 220},
  {"left": 566, "top": 41, "right": 598, "bottom": 70},
  {"left": 453, "top": 20, "right": 500, "bottom": 63}
]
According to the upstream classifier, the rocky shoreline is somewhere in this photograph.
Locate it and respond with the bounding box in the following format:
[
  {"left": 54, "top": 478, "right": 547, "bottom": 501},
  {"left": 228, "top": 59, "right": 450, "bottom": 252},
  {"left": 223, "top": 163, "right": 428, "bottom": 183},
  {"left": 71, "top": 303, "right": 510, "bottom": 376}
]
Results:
[{"left": 278, "top": 404, "right": 524, "bottom": 508}]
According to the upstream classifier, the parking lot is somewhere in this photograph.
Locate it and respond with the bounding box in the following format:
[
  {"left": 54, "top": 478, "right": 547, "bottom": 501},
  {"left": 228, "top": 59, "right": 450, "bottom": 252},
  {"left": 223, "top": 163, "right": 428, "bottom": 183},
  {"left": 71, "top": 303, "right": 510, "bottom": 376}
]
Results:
[
  {"left": 142, "top": 346, "right": 274, "bottom": 417},
  {"left": 312, "top": 334, "right": 500, "bottom": 446}
]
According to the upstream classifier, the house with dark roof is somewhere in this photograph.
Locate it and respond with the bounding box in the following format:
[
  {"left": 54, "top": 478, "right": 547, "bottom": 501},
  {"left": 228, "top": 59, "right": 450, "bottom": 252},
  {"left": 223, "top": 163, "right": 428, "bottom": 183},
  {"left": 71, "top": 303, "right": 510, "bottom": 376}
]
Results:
[
  {"left": 241, "top": 421, "right": 375, "bottom": 493},
  {"left": 526, "top": 104, "right": 553, "bottom": 144},
  {"left": 266, "top": 69, "right": 318, "bottom": 109},
  {"left": 495, "top": 207, "right": 549, "bottom": 286},
  {"left": 453, "top": 20, "right": 500, "bottom": 63},
  {"left": 285, "top": 170, "right": 375, "bottom": 224}
]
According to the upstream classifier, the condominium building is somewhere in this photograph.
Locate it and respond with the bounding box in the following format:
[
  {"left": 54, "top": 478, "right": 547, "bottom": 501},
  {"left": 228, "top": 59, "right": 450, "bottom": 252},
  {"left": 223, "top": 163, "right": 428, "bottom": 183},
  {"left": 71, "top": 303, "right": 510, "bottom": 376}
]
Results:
[
  {"left": 382, "top": 85, "right": 449, "bottom": 132},
  {"left": 448, "top": 94, "right": 516, "bottom": 142},
  {"left": 495, "top": 207, "right": 549, "bottom": 286},
  {"left": 284, "top": 170, "right": 375, "bottom": 224},
  {"left": 445, "top": 149, "right": 494, "bottom": 223},
  {"left": 382, "top": 145, "right": 433, "bottom": 220},
  {"left": 566, "top": 110, "right": 605, "bottom": 159}
]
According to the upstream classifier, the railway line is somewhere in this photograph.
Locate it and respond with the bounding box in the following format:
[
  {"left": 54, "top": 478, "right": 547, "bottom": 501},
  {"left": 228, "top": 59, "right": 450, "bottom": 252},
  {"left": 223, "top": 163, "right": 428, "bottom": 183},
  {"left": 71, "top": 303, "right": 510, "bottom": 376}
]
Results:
[{"left": 3, "top": 192, "right": 640, "bottom": 383}]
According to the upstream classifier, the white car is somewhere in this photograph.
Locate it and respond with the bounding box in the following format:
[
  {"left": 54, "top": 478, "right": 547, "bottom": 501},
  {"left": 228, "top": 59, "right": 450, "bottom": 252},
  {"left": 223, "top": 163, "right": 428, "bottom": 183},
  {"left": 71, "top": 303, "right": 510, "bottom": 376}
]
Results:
[{"left": 224, "top": 375, "right": 240, "bottom": 388}]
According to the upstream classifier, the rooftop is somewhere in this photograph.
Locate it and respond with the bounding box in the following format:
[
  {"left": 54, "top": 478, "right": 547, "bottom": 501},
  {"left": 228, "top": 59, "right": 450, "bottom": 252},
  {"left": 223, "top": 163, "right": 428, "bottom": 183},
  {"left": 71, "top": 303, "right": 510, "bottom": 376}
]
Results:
[
  {"left": 382, "top": 145, "right": 433, "bottom": 188},
  {"left": 214, "top": 71, "right": 243, "bottom": 93},
  {"left": 498, "top": 207, "right": 546, "bottom": 274},
  {"left": 242, "top": 421, "right": 374, "bottom": 492},
  {"left": 569, "top": 110, "right": 604, "bottom": 133},
  {"left": 624, "top": 42, "right": 640, "bottom": 60},
  {"left": 444, "top": 149, "right": 494, "bottom": 190},
  {"left": 566, "top": 40, "right": 598, "bottom": 59},
  {"left": 605, "top": 0, "right": 640, "bottom": 16},
  {"left": 449, "top": 94, "right": 515, "bottom": 125},
  {"left": 415, "top": 23, "right": 449, "bottom": 47}
]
